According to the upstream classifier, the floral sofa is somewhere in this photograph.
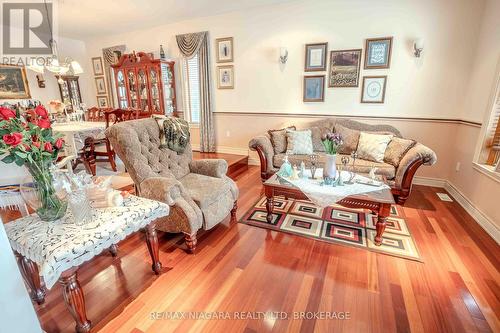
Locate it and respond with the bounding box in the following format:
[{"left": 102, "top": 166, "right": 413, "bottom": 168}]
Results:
[{"left": 249, "top": 118, "right": 437, "bottom": 205}]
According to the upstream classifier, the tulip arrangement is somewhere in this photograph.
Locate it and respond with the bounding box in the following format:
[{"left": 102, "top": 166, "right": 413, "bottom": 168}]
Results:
[
  {"left": 0, "top": 105, "right": 67, "bottom": 221},
  {"left": 321, "top": 132, "right": 343, "bottom": 155}
]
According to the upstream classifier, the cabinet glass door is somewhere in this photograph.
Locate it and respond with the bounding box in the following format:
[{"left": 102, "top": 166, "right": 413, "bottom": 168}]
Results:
[
  {"left": 116, "top": 70, "right": 128, "bottom": 108},
  {"left": 138, "top": 69, "right": 149, "bottom": 113},
  {"left": 149, "top": 67, "right": 161, "bottom": 114},
  {"left": 127, "top": 69, "right": 139, "bottom": 109},
  {"left": 161, "top": 63, "right": 174, "bottom": 114},
  {"left": 69, "top": 80, "right": 81, "bottom": 106}
]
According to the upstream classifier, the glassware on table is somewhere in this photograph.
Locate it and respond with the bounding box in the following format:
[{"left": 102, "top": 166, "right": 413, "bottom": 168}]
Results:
[{"left": 68, "top": 190, "right": 93, "bottom": 226}]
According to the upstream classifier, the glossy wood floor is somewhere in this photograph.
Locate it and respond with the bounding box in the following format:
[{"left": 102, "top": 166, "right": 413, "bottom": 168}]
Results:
[{"left": 3, "top": 166, "right": 499, "bottom": 332}]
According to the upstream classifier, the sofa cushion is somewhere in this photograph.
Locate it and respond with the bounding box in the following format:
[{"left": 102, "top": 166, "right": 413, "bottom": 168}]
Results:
[
  {"left": 268, "top": 126, "right": 296, "bottom": 154},
  {"left": 308, "top": 126, "right": 330, "bottom": 152},
  {"left": 356, "top": 132, "right": 393, "bottom": 163},
  {"left": 334, "top": 124, "right": 360, "bottom": 154},
  {"left": 286, "top": 129, "right": 313, "bottom": 155},
  {"left": 384, "top": 137, "right": 416, "bottom": 167},
  {"left": 273, "top": 153, "right": 396, "bottom": 179},
  {"left": 179, "top": 173, "right": 232, "bottom": 210}
]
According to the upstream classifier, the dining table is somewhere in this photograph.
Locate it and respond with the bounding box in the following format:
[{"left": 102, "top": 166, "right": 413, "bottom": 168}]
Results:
[{"left": 52, "top": 121, "right": 107, "bottom": 157}]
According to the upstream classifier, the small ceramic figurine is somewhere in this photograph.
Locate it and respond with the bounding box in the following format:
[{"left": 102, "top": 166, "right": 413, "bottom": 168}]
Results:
[
  {"left": 299, "top": 161, "right": 307, "bottom": 178},
  {"left": 369, "top": 167, "right": 378, "bottom": 182},
  {"left": 290, "top": 165, "right": 299, "bottom": 180},
  {"left": 277, "top": 155, "right": 293, "bottom": 178}
]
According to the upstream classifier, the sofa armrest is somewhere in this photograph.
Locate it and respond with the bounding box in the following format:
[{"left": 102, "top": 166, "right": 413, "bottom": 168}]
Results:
[
  {"left": 139, "top": 177, "right": 183, "bottom": 205},
  {"left": 189, "top": 159, "right": 228, "bottom": 178},
  {"left": 249, "top": 135, "right": 276, "bottom": 179},
  {"left": 395, "top": 143, "right": 437, "bottom": 188}
]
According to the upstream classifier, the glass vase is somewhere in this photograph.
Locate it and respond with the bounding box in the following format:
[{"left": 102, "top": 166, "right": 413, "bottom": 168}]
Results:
[
  {"left": 21, "top": 159, "right": 68, "bottom": 221},
  {"left": 323, "top": 154, "right": 337, "bottom": 179}
]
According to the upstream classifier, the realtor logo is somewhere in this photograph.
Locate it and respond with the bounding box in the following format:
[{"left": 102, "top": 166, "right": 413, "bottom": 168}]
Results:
[{"left": 2, "top": 2, "right": 53, "bottom": 54}]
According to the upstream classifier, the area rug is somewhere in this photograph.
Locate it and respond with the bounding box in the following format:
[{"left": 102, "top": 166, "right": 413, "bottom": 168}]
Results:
[{"left": 240, "top": 197, "right": 421, "bottom": 261}]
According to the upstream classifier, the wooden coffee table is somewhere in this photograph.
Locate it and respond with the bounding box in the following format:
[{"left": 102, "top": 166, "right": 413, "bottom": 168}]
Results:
[{"left": 263, "top": 174, "right": 395, "bottom": 246}]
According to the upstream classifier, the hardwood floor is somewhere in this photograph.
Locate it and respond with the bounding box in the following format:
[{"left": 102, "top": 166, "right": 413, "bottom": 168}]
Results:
[{"left": 2, "top": 166, "right": 499, "bottom": 332}]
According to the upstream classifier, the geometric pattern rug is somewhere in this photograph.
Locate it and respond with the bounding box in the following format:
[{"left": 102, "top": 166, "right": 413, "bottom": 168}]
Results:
[{"left": 240, "top": 196, "right": 421, "bottom": 261}]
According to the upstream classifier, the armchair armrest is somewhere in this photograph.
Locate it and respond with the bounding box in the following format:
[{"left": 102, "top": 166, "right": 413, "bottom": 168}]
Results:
[
  {"left": 189, "top": 159, "right": 228, "bottom": 178},
  {"left": 395, "top": 143, "right": 437, "bottom": 189},
  {"left": 139, "top": 177, "right": 183, "bottom": 205},
  {"left": 249, "top": 135, "right": 276, "bottom": 181}
]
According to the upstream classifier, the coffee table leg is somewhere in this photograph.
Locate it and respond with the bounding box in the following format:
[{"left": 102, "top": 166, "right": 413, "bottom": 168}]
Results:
[
  {"left": 145, "top": 222, "right": 162, "bottom": 275},
  {"left": 375, "top": 204, "right": 391, "bottom": 246},
  {"left": 16, "top": 253, "right": 46, "bottom": 305},
  {"left": 109, "top": 244, "right": 118, "bottom": 257},
  {"left": 265, "top": 195, "right": 274, "bottom": 223},
  {"left": 60, "top": 269, "right": 91, "bottom": 333}
]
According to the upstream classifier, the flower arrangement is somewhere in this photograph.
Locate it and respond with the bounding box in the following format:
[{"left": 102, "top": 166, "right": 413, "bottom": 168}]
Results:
[
  {"left": 0, "top": 105, "right": 67, "bottom": 221},
  {"left": 321, "top": 132, "right": 343, "bottom": 155}
]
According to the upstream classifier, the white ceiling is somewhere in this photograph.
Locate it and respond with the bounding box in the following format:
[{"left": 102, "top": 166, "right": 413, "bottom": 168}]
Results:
[{"left": 57, "top": 0, "right": 297, "bottom": 39}]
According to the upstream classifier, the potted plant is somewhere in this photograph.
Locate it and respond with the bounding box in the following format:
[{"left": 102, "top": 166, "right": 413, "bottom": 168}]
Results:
[
  {"left": 0, "top": 105, "right": 67, "bottom": 221},
  {"left": 321, "top": 132, "right": 343, "bottom": 178}
]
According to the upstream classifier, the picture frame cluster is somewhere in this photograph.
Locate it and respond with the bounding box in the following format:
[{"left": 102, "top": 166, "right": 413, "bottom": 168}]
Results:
[
  {"left": 303, "top": 36, "right": 392, "bottom": 104},
  {"left": 215, "top": 37, "right": 234, "bottom": 89},
  {"left": 92, "top": 56, "right": 110, "bottom": 107}
]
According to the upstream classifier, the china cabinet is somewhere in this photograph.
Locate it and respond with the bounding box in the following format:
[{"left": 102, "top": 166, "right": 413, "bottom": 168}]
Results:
[
  {"left": 55, "top": 75, "right": 82, "bottom": 111},
  {"left": 111, "top": 51, "right": 177, "bottom": 116}
]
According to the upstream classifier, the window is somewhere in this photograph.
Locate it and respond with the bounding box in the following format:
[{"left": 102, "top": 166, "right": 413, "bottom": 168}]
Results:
[
  {"left": 484, "top": 76, "right": 500, "bottom": 168},
  {"left": 182, "top": 54, "right": 201, "bottom": 124}
]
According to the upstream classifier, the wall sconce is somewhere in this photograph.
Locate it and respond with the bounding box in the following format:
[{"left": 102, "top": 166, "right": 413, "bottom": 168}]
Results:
[
  {"left": 413, "top": 38, "right": 424, "bottom": 57},
  {"left": 279, "top": 47, "right": 288, "bottom": 64}
]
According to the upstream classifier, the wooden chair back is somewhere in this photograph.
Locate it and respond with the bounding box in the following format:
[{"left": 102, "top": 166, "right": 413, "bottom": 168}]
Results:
[
  {"left": 104, "top": 108, "right": 140, "bottom": 128},
  {"left": 86, "top": 107, "right": 111, "bottom": 122}
]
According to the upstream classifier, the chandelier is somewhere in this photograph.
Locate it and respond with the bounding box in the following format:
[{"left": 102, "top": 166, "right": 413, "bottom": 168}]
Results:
[{"left": 28, "top": 0, "right": 83, "bottom": 76}]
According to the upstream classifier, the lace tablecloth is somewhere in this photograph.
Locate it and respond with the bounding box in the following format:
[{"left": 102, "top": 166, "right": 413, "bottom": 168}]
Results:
[
  {"left": 279, "top": 169, "right": 391, "bottom": 207},
  {"left": 53, "top": 121, "right": 106, "bottom": 156},
  {"left": 4, "top": 195, "right": 169, "bottom": 289}
]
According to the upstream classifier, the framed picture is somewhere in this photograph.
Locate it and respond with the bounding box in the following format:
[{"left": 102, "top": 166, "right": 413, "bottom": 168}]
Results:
[
  {"left": 96, "top": 96, "right": 109, "bottom": 108},
  {"left": 217, "top": 65, "right": 234, "bottom": 89},
  {"left": 0, "top": 64, "right": 31, "bottom": 99},
  {"left": 364, "top": 37, "right": 393, "bottom": 69},
  {"left": 303, "top": 75, "right": 325, "bottom": 102},
  {"left": 92, "top": 57, "right": 104, "bottom": 76},
  {"left": 361, "top": 76, "right": 387, "bottom": 103},
  {"left": 328, "top": 49, "right": 362, "bottom": 87},
  {"left": 216, "top": 37, "right": 234, "bottom": 63},
  {"left": 304, "top": 43, "right": 328, "bottom": 71},
  {"left": 95, "top": 76, "right": 107, "bottom": 95}
]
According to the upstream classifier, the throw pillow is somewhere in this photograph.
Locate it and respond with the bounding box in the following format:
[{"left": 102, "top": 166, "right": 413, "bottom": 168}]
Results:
[
  {"left": 384, "top": 137, "right": 416, "bottom": 166},
  {"left": 334, "top": 124, "right": 360, "bottom": 154},
  {"left": 309, "top": 126, "right": 330, "bottom": 152},
  {"left": 356, "top": 132, "right": 393, "bottom": 163},
  {"left": 153, "top": 115, "right": 168, "bottom": 146},
  {"left": 268, "top": 126, "right": 296, "bottom": 154},
  {"left": 286, "top": 129, "right": 313, "bottom": 155}
]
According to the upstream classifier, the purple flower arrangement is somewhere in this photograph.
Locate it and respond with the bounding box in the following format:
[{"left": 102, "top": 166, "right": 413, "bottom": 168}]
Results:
[{"left": 321, "top": 132, "right": 343, "bottom": 155}]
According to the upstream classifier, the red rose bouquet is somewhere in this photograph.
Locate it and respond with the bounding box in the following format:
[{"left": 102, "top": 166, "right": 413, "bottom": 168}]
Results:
[{"left": 0, "top": 105, "right": 67, "bottom": 221}]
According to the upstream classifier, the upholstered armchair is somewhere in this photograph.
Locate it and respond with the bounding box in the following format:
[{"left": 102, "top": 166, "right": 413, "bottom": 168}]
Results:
[{"left": 106, "top": 118, "right": 238, "bottom": 252}]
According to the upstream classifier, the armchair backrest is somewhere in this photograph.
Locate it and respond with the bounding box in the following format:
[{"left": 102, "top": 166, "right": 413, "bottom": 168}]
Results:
[{"left": 105, "top": 118, "right": 192, "bottom": 187}]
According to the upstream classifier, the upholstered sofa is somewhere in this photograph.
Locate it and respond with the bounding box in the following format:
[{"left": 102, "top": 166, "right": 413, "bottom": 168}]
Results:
[
  {"left": 249, "top": 118, "right": 437, "bottom": 205},
  {"left": 106, "top": 118, "right": 239, "bottom": 252}
]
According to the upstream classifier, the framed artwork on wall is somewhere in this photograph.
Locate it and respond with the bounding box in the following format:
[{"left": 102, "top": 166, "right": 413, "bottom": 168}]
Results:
[
  {"left": 217, "top": 65, "right": 234, "bottom": 89},
  {"left": 364, "top": 37, "right": 393, "bottom": 69},
  {"left": 361, "top": 76, "right": 387, "bottom": 103},
  {"left": 304, "top": 43, "right": 328, "bottom": 71},
  {"left": 97, "top": 96, "right": 109, "bottom": 108},
  {"left": 303, "top": 75, "right": 325, "bottom": 102},
  {"left": 0, "top": 64, "right": 31, "bottom": 99},
  {"left": 328, "top": 49, "right": 362, "bottom": 87},
  {"left": 216, "top": 37, "right": 234, "bottom": 63},
  {"left": 92, "top": 57, "right": 104, "bottom": 75},
  {"left": 95, "top": 76, "right": 107, "bottom": 95}
]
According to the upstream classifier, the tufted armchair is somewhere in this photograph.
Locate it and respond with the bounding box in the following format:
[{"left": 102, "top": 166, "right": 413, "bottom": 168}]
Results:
[{"left": 105, "top": 118, "right": 239, "bottom": 252}]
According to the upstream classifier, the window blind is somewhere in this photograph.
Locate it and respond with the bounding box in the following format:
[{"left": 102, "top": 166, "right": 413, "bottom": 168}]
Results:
[
  {"left": 486, "top": 78, "right": 500, "bottom": 166},
  {"left": 183, "top": 54, "right": 201, "bottom": 123}
]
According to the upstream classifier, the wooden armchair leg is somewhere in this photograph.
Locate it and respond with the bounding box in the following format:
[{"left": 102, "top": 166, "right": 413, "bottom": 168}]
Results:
[
  {"left": 106, "top": 140, "right": 117, "bottom": 172},
  {"left": 184, "top": 232, "right": 197, "bottom": 254},
  {"left": 231, "top": 201, "right": 237, "bottom": 222}
]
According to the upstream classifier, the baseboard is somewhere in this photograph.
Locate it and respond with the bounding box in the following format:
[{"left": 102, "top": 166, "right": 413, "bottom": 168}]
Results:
[
  {"left": 413, "top": 176, "right": 447, "bottom": 188},
  {"left": 444, "top": 181, "right": 500, "bottom": 244}
]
